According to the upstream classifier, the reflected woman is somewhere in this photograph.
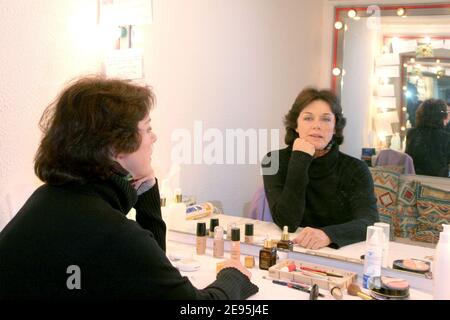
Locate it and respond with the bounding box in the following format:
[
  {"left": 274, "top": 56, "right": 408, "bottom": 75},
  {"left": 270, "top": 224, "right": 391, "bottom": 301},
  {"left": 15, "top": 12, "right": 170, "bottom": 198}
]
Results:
[
  {"left": 405, "top": 99, "right": 450, "bottom": 178},
  {"left": 262, "top": 88, "right": 378, "bottom": 249}
]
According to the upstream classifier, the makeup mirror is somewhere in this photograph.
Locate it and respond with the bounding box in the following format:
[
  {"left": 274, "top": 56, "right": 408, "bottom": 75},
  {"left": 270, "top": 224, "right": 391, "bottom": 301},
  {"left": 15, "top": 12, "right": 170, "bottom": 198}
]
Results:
[{"left": 166, "top": 3, "right": 448, "bottom": 281}]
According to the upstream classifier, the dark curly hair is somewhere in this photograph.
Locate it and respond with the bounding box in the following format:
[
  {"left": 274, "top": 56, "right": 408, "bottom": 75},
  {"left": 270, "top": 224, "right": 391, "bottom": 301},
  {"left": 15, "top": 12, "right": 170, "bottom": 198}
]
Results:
[
  {"left": 283, "top": 87, "right": 346, "bottom": 146},
  {"left": 415, "top": 99, "right": 447, "bottom": 129},
  {"left": 35, "top": 76, "right": 155, "bottom": 185}
]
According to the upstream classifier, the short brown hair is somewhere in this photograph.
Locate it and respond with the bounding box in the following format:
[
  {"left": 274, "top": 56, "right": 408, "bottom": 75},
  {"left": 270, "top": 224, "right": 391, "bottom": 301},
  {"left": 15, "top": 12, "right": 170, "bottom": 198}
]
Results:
[
  {"left": 283, "top": 87, "right": 346, "bottom": 146},
  {"left": 415, "top": 99, "right": 447, "bottom": 129},
  {"left": 35, "top": 76, "right": 155, "bottom": 185}
]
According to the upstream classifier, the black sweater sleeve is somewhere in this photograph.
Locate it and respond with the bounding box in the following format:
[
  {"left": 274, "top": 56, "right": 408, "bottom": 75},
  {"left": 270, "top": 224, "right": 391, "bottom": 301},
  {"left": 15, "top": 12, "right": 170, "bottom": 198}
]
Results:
[
  {"left": 263, "top": 150, "right": 313, "bottom": 232},
  {"left": 134, "top": 179, "right": 167, "bottom": 252},
  {"left": 321, "top": 161, "right": 379, "bottom": 247},
  {"left": 109, "top": 222, "right": 259, "bottom": 300}
]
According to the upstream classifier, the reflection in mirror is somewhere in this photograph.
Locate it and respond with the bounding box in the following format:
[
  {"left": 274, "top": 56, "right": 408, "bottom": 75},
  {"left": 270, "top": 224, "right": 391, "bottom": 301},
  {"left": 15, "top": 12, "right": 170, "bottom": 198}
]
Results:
[
  {"left": 168, "top": 4, "right": 449, "bottom": 282},
  {"left": 334, "top": 5, "right": 450, "bottom": 155}
]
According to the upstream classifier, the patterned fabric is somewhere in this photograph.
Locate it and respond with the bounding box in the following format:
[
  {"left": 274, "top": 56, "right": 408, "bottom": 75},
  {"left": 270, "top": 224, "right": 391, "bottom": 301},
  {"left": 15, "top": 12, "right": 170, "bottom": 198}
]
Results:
[
  {"left": 394, "top": 179, "right": 419, "bottom": 238},
  {"left": 369, "top": 167, "right": 400, "bottom": 238},
  {"left": 375, "top": 165, "right": 404, "bottom": 174},
  {"left": 412, "top": 184, "right": 450, "bottom": 243}
]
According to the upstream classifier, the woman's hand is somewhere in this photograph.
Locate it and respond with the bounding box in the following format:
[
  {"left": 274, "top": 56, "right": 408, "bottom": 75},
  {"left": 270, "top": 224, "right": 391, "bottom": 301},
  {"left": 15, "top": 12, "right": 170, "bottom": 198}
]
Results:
[
  {"left": 293, "top": 227, "right": 331, "bottom": 250},
  {"left": 292, "top": 137, "right": 315, "bottom": 156},
  {"left": 221, "top": 259, "right": 252, "bottom": 280}
]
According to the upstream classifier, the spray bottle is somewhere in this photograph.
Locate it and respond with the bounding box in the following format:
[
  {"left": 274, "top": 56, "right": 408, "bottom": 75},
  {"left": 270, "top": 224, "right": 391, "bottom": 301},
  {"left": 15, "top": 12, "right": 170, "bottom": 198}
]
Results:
[{"left": 363, "top": 226, "right": 383, "bottom": 289}]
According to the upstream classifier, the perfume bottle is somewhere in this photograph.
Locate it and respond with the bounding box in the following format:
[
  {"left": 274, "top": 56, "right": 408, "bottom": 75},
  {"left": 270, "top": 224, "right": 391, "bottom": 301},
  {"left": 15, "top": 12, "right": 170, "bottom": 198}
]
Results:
[
  {"left": 277, "top": 226, "right": 293, "bottom": 251},
  {"left": 259, "top": 239, "right": 277, "bottom": 270}
]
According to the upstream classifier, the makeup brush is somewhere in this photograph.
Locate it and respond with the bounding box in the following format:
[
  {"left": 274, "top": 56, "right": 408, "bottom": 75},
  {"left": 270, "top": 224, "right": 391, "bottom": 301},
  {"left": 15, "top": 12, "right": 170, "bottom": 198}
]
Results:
[{"left": 347, "top": 283, "right": 373, "bottom": 300}]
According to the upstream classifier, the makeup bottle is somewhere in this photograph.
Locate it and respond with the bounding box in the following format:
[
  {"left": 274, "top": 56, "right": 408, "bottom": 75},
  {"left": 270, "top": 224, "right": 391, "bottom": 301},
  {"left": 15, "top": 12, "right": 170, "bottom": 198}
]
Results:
[
  {"left": 374, "top": 222, "right": 390, "bottom": 268},
  {"left": 433, "top": 224, "right": 450, "bottom": 300},
  {"left": 213, "top": 226, "right": 224, "bottom": 258},
  {"left": 196, "top": 222, "right": 207, "bottom": 255},
  {"left": 226, "top": 223, "right": 236, "bottom": 240},
  {"left": 259, "top": 238, "right": 277, "bottom": 270},
  {"left": 209, "top": 218, "right": 219, "bottom": 237},
  {"left": 363, "top": 226, "right": 383, "bottom": 289},
  {"left": 277, "top": 226, "right": 293, "bottom": 251},
  {"left": 245, "top": 223, "right": 254, "bottom": 244},
  {"left": 230, "top": 227, "right": 241, "bottom": 261}
]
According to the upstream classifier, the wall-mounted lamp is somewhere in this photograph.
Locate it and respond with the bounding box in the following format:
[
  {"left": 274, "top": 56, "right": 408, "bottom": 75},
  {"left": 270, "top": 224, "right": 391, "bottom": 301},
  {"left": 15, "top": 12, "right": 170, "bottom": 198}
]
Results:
[
  {"left": 332, "top": 67, "right": 342, "bottom": 76},
  {"left": 334, "top": 21, "right": 343, "bottom": 30}
]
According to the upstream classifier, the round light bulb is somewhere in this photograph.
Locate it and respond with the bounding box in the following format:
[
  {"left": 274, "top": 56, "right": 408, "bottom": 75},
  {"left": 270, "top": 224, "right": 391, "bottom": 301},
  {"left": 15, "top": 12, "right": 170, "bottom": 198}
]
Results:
[
  {"left": 396, "top": 8, "right": 405, "bottom": 16},
  {"left": 436, "top": 59, "right": 441, "bottom": 64},
  {"left": 400, "top": 126, "right": 406, "bottom": 131},
  {"left": 403, "top": 63, "right": 408, "bottom": 68},
  {"left": 410, "top": 58, "right": 415, "bottom": 63},
  {"left": 402, "top": 107, "right": 407, "bottom": 112},
  {"left": 334, "top": 21, "right": 343, "bottom": 30},
  {"left": 332, "top": 67, "right": 341, "bottom": 76},
  {"left": 402, "top": 86, "right": 407, "bottom": 91},
  {"left": 347, "top": 9, "right": 357, "bottom": 18}
]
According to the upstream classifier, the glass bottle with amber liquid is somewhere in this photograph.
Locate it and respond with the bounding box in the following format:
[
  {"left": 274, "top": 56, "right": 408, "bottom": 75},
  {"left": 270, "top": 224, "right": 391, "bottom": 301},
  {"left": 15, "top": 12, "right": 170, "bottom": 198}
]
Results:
[
  {"left": 277, "top": 226, "right": 293, "bottom": 251},
  {"left": 259, "top": 239, "right": 277, "bottom": 270}
]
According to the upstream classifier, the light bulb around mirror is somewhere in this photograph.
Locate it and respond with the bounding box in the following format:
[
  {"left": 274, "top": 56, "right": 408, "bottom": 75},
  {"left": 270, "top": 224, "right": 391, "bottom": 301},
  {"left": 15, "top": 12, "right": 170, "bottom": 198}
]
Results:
[
  {"left": 334, "top": 21, "right": 343, "bottom": 30},
  {"left": 347, "top": 9, "right": 357, "bottom": 18},
  {"left": 396, "top": 8, "right": 406, "bottom": 16},
  {"left": 332, "top": 67, "right": 341, "bottom": 76}
]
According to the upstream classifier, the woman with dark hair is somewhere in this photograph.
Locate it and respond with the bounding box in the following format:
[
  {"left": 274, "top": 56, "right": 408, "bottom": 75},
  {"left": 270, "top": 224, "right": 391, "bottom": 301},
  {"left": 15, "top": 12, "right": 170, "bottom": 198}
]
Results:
[
  {"left": 0, "top": 76, "right": 258, "bottom": 299},
  {"left": 405, "top": 99, "right": 450, "bottom": 177},
  {"left": 262, "top": 88, "right": 378, "bottom": 249}
]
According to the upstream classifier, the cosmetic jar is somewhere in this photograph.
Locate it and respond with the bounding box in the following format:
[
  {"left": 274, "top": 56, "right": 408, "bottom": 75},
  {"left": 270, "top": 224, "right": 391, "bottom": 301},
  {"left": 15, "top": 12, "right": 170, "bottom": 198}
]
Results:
[
  {"left": 392, "top": 259, "right": 430, "bottom": 274},
  {"left": 369, "top": 276, "right": 410, "bottom": 300}
]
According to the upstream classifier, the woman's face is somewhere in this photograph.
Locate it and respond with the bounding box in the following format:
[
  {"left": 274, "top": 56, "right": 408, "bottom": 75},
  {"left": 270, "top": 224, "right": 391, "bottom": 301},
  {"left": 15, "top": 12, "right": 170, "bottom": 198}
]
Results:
[
  {"left": 114, "top": 114, "right": 157, "bottom": 179},
  {"left": 295, "top": 100, "right": 336, "bottom": 150}
]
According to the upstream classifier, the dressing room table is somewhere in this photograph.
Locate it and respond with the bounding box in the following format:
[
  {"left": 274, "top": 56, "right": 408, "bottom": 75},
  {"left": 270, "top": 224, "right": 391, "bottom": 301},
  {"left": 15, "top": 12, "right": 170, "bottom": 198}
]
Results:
[{"left": 166, "top": 214, "right": 435, "bottom": 300}]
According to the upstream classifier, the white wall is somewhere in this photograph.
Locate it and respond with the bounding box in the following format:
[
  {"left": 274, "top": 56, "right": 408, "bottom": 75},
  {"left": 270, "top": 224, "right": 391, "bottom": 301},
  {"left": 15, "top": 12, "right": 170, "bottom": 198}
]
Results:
[{"left": 0, "top": 0, "right": 325, "bottom": 226}]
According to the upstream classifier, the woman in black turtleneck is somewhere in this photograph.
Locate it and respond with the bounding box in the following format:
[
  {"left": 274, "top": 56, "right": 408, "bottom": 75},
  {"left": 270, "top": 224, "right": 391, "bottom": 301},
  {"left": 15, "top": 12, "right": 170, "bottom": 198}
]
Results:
[
  {"left": 0, "top": 76, "right": 258, "bottom": 299},
  {"left": 262, "top": 88, "right": 378, "bottom": 249}
]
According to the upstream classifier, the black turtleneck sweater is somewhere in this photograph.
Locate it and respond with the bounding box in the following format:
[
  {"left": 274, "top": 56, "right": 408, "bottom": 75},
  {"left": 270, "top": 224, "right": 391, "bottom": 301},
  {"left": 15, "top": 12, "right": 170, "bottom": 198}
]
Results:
[
  {"left": 262, "top": 145, "right": 379, "bottom": 248},
  {"left": 0, "top": 175, "right": 258, "bottom": 299}
]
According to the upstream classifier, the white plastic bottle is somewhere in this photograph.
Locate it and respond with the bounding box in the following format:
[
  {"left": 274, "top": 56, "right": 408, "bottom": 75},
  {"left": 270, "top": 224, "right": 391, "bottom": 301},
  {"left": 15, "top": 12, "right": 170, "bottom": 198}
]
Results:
[
  {"left": 363, "top": 226, "right": 383, "bottom": 289},
  {"left": 433, "top": 224, "right": 450, "bottom": 300}
]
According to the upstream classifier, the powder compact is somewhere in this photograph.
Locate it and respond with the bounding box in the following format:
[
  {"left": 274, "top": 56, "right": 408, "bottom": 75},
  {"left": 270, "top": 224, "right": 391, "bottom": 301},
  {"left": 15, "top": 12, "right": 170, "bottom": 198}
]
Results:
[
  {"left": 393, "top": 259, "right": 430, "bottom": 274},
  {"left": 369, "top": 276, "right": 410, "bottom": 300}
]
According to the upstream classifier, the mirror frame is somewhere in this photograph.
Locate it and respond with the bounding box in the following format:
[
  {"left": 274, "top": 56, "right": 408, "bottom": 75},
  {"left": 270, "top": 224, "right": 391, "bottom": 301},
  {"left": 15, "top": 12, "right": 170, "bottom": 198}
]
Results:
[{"left": 331, "top": 3, "right": 450, "bottom": 142}]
